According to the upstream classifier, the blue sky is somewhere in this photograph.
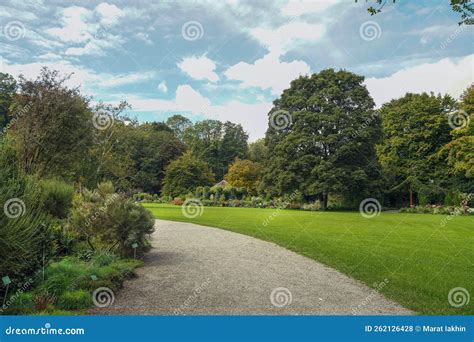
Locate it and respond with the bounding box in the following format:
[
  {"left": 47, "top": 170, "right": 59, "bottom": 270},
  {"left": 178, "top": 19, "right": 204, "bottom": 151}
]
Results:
[{"left": 0, "top": 0, "right": 472, "bottom": 140}]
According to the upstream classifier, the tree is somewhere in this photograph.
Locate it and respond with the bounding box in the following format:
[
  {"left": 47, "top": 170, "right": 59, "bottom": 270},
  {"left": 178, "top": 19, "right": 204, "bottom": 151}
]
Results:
[
  {"left": 8, "top": 68, "right": 94, "bottom": 181},
  {"left": 356, "top": 0, "right": 473, "bottom": 25},
  {"left": 183, "top": 119, "right": 248, "bottom": 179},
  {"left": 166, "top": 114, "right": 192, "bottom": 140},
  {"left": 0, "top": 73, "right": 17, "bottom": 130},
  {"left": 162, "top": 152, "right": 215, "bottom": 197},
  {"left": 247, "top": 139, "right": 268, "bottom": 163},
  {"left": 225, "top": 158, "right": 262, "bottom": 194},
  {"left": 376, "top": 92, "right": 457, "bottom": 205},
  {"left": 263, "top": 69, "right": 381, "bottom": 209},
  {"left": 437, "top": 85, "right": 473, "bottom": 191}
]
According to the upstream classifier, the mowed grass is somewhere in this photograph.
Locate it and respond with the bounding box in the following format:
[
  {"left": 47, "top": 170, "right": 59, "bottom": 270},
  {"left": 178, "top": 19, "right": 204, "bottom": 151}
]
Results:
[{"left": 144, "top": 203, "right": 474, "bottom": 315}]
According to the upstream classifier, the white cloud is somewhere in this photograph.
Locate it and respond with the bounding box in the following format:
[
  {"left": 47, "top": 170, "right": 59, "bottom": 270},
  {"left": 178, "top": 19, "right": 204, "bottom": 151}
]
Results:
[
  {"left": 281, "top": 0, "right": 339, "bottom": 17},
  {"left": 365, "top": 55, "right": 474, "bottom": 107},
  {"left": 158, "top": 81, "right": 168, "bottom": 93},
  {"left": 134, "top": 32, "right": 153, "bottom": 45},
  {"left": 178, "top": 55, "right": 219, "bottom": 82},
  {"left": 46, "top": 6, "right": 92, "bottom": 43},
  {"left": 95, "top": 2, "right": 125, "bottom": 25},
  {"left": 250, "top": 21, "right": 326, "bottom": 55},
  {"left": 225, "top": 52, "right": 310, "bottom": 95},
  {"left": 101, "top": 71, "right": 156, "bottom": 87}
]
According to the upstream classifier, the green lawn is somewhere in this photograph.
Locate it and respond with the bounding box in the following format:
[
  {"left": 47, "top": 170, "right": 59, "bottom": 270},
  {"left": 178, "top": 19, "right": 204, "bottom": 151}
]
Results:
[{"left": 144, "top": 203, "right": 473, "bottom": 315}]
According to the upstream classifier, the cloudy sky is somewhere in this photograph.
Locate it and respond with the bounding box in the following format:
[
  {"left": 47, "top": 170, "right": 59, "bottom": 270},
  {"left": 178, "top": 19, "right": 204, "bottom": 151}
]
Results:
[{"left": 0, "top": 0, "right": 472, "bottom": 140}]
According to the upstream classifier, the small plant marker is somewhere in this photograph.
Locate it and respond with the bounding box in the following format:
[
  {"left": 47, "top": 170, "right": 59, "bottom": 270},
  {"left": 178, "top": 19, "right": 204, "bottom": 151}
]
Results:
[
  {"left": 132, "top": 243, "right": 139, "bottom": 259},
  {"left": 2, "top": 276, "right": 11, "bottom": 307}
]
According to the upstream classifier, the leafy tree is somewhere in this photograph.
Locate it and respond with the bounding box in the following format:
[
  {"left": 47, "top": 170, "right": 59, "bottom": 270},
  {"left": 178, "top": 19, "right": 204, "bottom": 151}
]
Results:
[
  {"left": 225, "top": 158, "right": 262, "bottom": 194},
  {"left": 437, "top": 85, "right": 473, "bottom": 190},
  {"left": 183, "top": 119, "right": 248, "bottom": 179},
  {"left": 247, "top": 138, "right": 268, "bottom": 163},
  {"left": 0, "top": 73, "right": 17, "bottom": 130},
  {"left": 8, "top": 68, "right": 94, "bottom": 181},
  {"left": 376, "top": 92, "right": 457, "bottom": 205},
  {"left": 162, "top": 152, "right": 215, "bottom": 197},
  {"left": 263, "top": 69, "right": 381, "bottom": 209},
  {"left": 356, "top": 0, "right": 473, "bottom": 25},
  {"left": 166, "top": 114, "right": 192, "bottom": 140}
]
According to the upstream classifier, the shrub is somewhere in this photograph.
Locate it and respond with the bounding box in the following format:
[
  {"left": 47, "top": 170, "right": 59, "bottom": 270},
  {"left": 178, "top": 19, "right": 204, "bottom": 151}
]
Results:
[
  {"left": 171, "top": 197, "right": 184, "bottom": 205},
  {"left": 39, "top": 179, "right": 74, "bottom": 219},
  {"left": 68, "top": 182, "right": 155, "bottom": 256},
  {"left": 0, "top": 139, "right": 54, "bottom": 299}
]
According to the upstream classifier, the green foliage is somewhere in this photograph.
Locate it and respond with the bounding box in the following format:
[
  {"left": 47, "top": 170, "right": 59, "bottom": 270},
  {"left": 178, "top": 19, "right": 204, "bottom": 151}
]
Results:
[
  {"left": 162, "top": 152, "right": 215, "bottom": 197},
  {"left": 247, "top": 139, "right": 267, "bottom": 163},
  {"left": 9, "top": 68, "right": 94, "bottom": 181},
  {"left": 0, "top": 72, "right": 17, "bottom": 130},
  {"left": 0, "top": 138, "right": 54, "bottom": 298},
  {"left": 377, "top": 92, "right": 457, "bottom": 205},
  {"left": 57, "top": 290, "right": 92, "bottom": 310},
  {"left": 183, "top": 120, "right": 248, "bottom": 179},
  {"left": 68, "top": 182, "right": 155, "bottom": 255},
  {"left": 39, "top": 178, "right": 74, "bottom": 219},
  {"left": 166, "top": 114, "right": 192, "bottom": 140},
  {"left": 263, "top": 69, "right": 381, "bottom": 209},
  {"left": 225, "top": 158, "right": 262, "bottom": 194}
]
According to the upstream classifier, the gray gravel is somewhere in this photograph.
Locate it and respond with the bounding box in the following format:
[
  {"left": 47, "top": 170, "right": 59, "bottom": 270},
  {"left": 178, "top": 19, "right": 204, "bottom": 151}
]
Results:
[{"left": 92, "top": 219, "right": 412, "bottom": 315}]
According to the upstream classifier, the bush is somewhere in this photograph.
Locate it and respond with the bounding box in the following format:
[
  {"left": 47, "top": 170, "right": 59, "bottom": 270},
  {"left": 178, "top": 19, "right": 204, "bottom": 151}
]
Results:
[
  {"left": 68, "top": 183, "right": 155, "bottom": 256},
  {"left": 39, "top": 179, "right": 74, "bottom": 219},
  {"left": 0, "top": 139, "right": 54, "bottom": 299}
]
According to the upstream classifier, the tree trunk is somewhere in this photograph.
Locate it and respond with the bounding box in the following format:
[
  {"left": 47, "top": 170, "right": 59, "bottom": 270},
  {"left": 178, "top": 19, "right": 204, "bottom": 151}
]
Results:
[{"left": 320, "top": 193, "right": 328, "bottom": 211}]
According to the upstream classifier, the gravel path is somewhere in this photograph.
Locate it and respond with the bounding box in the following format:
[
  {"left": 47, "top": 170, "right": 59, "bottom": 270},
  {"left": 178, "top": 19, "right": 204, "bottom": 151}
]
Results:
[{"left": 93, "top": 219, "right": 412, "bottom": 315}]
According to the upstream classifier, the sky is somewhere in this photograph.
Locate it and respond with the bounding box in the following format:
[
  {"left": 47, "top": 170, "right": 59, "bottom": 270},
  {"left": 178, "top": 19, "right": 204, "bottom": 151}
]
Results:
[{"left": 0, "top": 0, "right": 473, "bottom": 140}]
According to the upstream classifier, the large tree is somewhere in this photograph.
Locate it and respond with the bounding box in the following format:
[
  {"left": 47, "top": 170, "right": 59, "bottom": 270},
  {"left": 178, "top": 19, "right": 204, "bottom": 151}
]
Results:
[
  {"left": 183, "top": 119, "right": 248, "bottom": 180},
  {"left": 8, "top": 68, "right": 94, "bottom": 181},
  {"left": 166, "top": 114, "right": 192, "bottom": 140},
  {"left": 376, "top": 92, "right": 457, "bottom": 205},
  {"left": 263, "top": 69, "right": 381, "bottom": 209}
]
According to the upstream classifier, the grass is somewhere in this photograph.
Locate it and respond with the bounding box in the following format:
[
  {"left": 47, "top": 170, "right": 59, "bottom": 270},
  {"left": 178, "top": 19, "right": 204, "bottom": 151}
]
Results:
[
  {"left": 144, "top": 203, "right": 474, "bottom": 315},
  {"left": 4, "top": 252, "right": 143, "bottom": 315}
]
